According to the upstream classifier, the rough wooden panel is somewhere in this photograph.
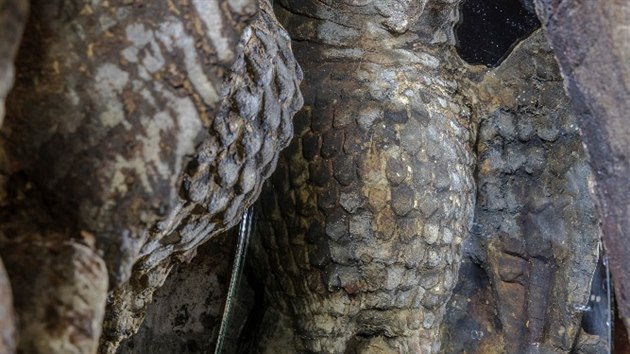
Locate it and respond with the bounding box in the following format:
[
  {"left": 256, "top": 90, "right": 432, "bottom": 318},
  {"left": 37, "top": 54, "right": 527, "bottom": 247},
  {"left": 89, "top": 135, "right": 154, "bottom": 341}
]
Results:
[{"left": 534, "top": 0, "right": 630, "bottom": 333}]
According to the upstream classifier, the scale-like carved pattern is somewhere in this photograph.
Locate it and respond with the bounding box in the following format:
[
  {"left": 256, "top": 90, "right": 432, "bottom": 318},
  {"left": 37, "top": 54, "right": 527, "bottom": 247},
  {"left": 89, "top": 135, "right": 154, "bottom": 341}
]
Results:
[
  {"left": 103, "top": 1, "right": 303, "bottom": 351},
  {"left": 251, "top": 1, "right": 476, "bottom": 352},
  {"left": 443, "top": 31, "right": 601, "bottom": 354}
]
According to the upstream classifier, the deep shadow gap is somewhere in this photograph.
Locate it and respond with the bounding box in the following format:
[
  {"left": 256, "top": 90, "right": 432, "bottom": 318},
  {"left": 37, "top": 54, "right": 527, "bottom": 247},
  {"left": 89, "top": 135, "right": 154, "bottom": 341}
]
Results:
[{"left": 455, "top": 0, "right": 541, "bottom": 67}]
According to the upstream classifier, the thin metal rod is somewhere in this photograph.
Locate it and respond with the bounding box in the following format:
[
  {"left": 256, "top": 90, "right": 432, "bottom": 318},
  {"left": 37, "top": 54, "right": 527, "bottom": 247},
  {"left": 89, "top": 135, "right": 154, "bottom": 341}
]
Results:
[
  {"left": 605, "top": 253, "right": 613, "bottom": 353},
  {"left": 215, "top": 207, "right": 255, "bottom": 354}
]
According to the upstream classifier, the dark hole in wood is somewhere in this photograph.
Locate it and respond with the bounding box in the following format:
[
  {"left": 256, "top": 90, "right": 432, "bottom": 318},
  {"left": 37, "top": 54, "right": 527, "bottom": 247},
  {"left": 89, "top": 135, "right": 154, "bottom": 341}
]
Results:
[{"left": 455, "top": 0, "right": 540, "bottom": 67}]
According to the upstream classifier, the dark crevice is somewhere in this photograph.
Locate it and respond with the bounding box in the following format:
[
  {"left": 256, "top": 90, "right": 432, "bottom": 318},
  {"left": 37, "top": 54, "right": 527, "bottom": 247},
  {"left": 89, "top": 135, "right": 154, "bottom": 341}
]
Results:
[
  {"left": 455, "top": 0, "right": 540, "bottom": 67},
  {"left": 235, "top": 248, "right": 266, "bottom": 353}
]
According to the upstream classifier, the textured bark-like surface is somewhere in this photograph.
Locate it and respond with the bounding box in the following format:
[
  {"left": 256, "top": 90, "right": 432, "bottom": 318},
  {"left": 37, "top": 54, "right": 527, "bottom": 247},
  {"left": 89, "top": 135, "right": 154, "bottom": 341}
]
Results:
[
  {"left": 99, "top": 1, "right": 303, "bottom": 352},
  {"left": 443, "top": 31, "right": 602, "bottom": 354},
  {"left": 1, "top": 0, "right": 302, "bottom": 353},
  {"left": 0, "top": 0, "right": 27, "bottom": 125},
  {"left": 251, "top": 1, "right": 478, "bottom": 352},
  {"left": 115, "top": 231, "right": 240, "bottom": 354},
  {"left": 534, "top": 0, "right": 630, "bottom": 333}
]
